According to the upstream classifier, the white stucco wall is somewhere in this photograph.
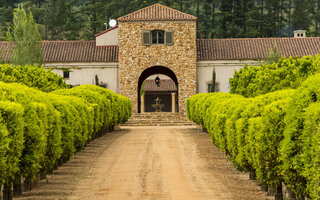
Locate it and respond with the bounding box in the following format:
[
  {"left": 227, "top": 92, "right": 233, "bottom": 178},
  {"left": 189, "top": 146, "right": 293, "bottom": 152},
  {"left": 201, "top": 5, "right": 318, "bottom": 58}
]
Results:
[
  {"left": 96, "top": 28, "right": 118, "bottom": 46},
  {"left": 196, "top": 60, "right": 260, "bottom": 93},
  {"left": 45, "top": 62, "right": 119, "bottom": 93},
  {"left": 44, "top": 60, "right": 262, "bottom": 95}
]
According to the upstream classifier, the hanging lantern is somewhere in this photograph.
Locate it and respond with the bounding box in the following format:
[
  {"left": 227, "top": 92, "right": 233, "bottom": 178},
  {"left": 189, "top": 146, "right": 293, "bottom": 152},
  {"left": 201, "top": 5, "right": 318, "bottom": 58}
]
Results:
[{"left": 155, "top": 76, "right": 160, "bottom": 87}]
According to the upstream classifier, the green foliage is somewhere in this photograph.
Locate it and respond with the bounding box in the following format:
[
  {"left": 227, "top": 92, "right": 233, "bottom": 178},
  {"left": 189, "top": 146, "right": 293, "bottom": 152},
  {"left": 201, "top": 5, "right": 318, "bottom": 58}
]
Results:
[
  {"left": 95, "top": 75, "right": 99, "bottom": 86},
  {"left": 0, "top": 101, "right": 24, "bottom": 185},
  {"left": 210, "top": 69, "right": 216, "bottom": 92},
  {"left": 255, "top": 95, "right": 292, "bottom": 188},
  {"left": 0, "top": 64, "right": 69, "bottom": 92},
  {"left": 0, "top": 81, "right": 131, "bottom": 188},
  {"left": 187, "top": 75, "right": 320, "bottom": 198},
  {"left": 230, "top": 55, "right": 320, "bottom": 97},
  {"left": 140, "top": 81, "right": 146, "bottom": 97},
  {"left": 74, "top": 84, "right": 132, "bottom": 124},
  {"left": 301, "top": 103, "right": 320, "bottom": 199},
  {"left": 4, "top": 0, "right": 320, "bottom": 40},
  {"left": 280, "top": 73, "right": 320, "bottom": 198},
  {"left": 6, "top": 5, "right": 44, "bottom": 66},
  {"left": 265, "top": 43, "right": 282, "bottom": 64}
]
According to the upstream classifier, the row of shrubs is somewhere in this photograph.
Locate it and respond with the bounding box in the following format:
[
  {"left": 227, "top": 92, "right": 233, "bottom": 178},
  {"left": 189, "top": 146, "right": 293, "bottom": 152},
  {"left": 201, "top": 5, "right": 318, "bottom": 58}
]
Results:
[
  {"left": 230, "top": 55, "right": 320, "bottom": 97},
  {"left": 0, "top": 64, "right": 69, "bottom": 92},
  {"left": 0, "top": 82, "right": 131, "bottom": 198},
  {"left": 187, "top": 74, "right": 320, "bottom": 200}
]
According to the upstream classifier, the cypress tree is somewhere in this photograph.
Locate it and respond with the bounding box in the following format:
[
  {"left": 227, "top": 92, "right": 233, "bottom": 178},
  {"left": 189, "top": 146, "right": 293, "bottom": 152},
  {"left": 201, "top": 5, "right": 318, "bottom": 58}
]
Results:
[
  {"left": 6, "top": 4, "right": 44, "bottom": 67},
  {"left": 211, "top": 69, "right": 216, "bottom": 92}
]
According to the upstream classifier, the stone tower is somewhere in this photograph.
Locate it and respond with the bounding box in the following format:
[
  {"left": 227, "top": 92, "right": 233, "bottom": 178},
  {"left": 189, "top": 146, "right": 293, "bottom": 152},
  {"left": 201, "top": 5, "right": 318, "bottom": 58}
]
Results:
[{"left": 118, "top": 4, "right": 197, "bottom": 115}]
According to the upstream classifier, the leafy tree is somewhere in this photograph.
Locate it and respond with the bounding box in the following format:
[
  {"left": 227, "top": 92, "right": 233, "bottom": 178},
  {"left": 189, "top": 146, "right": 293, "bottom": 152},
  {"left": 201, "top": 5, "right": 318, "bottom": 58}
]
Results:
[{"left": 6, "top": 4, "right": 44, "bottom": 66}]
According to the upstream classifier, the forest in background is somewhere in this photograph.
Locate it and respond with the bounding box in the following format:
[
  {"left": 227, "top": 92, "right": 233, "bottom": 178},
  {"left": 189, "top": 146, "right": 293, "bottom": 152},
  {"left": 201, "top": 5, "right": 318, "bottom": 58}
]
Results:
[{"left": 1, "top": 0, "right": 320, "bottom": 41}]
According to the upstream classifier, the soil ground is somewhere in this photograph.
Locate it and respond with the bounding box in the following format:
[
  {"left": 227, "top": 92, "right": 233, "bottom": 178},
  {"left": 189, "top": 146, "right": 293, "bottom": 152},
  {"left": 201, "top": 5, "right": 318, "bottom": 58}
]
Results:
[{"left": 15, "top": 126, "right": 267, "bottom": 200}]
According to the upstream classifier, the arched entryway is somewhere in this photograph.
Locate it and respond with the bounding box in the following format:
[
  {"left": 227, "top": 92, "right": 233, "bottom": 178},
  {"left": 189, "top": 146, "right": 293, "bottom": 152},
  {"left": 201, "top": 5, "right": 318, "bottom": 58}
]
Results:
[{"left": 137, "top": 66, "right": 178, "bottom": 113}]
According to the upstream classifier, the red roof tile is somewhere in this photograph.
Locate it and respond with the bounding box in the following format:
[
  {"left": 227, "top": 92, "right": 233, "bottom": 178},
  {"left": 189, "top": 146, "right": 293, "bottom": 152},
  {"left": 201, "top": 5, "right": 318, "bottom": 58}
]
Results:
[
  {"left": 2, "top": 37, "right": 320, "bottom": 63},
  {"left": 118, "top": 4, "right": 197, "bottom": 22},
  {"left": 0, "top": 41, "right": 118, "bottom": 63},
  {"left": 143, "top": 79, "right": 177, "bottom": 92},
  {"left": 95, "top": 25, "right": 118, "bottom": 37},
  {"left": 197, "top": 37, "right": 320, "bottom": 61},
  {"left": 0, "top": 42, "right": 12, "bottom": 61}
]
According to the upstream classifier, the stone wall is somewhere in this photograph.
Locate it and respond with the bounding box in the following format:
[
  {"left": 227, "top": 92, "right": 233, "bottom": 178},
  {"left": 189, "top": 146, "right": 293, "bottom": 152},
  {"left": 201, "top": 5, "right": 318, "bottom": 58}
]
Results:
[{"left": 118, "top": 21, "right": 197, "bottom": 114}]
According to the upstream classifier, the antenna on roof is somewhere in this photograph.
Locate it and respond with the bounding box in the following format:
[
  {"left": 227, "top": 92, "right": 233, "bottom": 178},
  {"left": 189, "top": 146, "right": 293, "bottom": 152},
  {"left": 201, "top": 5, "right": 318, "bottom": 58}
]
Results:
[
  {"left": 109, "top": 19, "right": 117, "bottom": 28},
  {"left": 103, "top": 22, "right": 108, "bottom": 30}
]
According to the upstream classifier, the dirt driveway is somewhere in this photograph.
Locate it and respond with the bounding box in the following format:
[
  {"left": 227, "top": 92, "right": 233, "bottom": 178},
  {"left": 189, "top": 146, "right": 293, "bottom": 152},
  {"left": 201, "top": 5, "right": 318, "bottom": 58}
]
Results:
[{"left": 15, "top": 126, "right": 267, "bottom": 200}]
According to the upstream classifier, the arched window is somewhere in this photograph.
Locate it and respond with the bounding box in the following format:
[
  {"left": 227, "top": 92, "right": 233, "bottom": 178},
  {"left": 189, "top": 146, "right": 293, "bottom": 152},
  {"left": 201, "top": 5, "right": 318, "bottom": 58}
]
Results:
[{"left": 151, "top": 30, "right": 165, "bottom": 44}]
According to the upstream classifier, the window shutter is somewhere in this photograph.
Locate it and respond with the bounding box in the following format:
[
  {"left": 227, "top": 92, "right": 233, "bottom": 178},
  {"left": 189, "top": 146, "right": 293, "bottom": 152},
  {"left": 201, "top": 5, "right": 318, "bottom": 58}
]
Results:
[
  {"left": 142, "top": 30, "right": 150, "bottom": 45},
  {"left": 165, "top": 30, "right": 173, "bottom": 45}
]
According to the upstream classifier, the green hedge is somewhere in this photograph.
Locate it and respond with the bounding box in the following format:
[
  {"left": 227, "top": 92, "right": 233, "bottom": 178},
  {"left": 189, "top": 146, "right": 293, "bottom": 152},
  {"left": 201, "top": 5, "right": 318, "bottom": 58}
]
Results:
[
  {"left": 230, "top": 55, "right": 320, "bottom": 97},
  {"left": 0, "top": 82, "right": 131, "bottom": 191},
  {"left": 280, "top": 73, "right": 320, "bottom": 198},
  {"left": 0, "top": 64, "right": 69, "bottom": 92},
  {"left": 0, "top": 101, "right": 24, "bottom": 186},
  {"left": 187, "top": 75, "right": 320, "bottom": 199}
]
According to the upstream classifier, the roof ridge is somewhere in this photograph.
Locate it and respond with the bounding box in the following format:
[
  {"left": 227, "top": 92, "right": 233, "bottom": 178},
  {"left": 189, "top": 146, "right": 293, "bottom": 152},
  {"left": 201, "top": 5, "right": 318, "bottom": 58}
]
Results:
[
  {"left": 118, "top": 4, "right": 156, "bottom": 21},
  {"left": 118, "top": 3, "right": 197, "bottom": 22},
  {"left": 154, "top": 3, "right": 198, "bottom": 20},
  {"left": 95, "top": 25, "right": 118, "bottom": 37}
]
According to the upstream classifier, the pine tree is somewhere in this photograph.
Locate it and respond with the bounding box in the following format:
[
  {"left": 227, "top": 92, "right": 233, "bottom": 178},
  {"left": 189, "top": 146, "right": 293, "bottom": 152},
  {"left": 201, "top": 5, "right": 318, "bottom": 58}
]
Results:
[
  {"left": 6, "top": 4, "right": 44, "bottom": 66},
  {"left": 292, "top": 0, "right": 311, "bottom": 30}
]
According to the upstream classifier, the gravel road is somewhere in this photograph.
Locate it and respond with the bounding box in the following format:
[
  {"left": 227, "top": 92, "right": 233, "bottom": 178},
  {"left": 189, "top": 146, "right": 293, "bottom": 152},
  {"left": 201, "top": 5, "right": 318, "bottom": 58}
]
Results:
[{"left": 15, "top": 126, "right": 267, "bottom": 200}]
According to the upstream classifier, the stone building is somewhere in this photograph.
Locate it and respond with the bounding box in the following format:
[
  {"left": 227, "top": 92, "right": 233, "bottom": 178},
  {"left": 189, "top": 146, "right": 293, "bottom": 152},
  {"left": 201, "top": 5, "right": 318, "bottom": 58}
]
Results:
[{"left": 1, "top": 4, "right": 320, "bottom": 115}]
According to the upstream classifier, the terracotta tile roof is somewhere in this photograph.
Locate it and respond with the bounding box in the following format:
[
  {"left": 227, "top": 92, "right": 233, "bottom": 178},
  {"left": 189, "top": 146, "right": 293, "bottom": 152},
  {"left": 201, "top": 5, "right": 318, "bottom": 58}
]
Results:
[
  {"left": 118, "top": 3, "right": 197, "bottom": 22},
  {"left": 197, "top": 37, "right": 320, "bottom": 61},
  {"left": 95, "top": 25, "right": 118, "bottom": 37},
  {"left": 0, "top": 42, "right": 12, "bottom": 61},
  {"left": 2, "top": 37, "right": 320, "bottom": 63},
  {"left": 0, "top": 41, "right": 118, "bottom": 63},
  {"left": 143, "top": 79, "right": 177, "bottom": 92}
]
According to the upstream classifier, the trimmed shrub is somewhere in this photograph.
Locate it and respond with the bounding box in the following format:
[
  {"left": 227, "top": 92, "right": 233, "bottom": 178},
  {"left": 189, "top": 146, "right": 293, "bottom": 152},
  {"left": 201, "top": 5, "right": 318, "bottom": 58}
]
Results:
[
  {"left": 254, "top": 98, "right": 291, "bottom": 188},
  {"left": 47, "top": 95, "right": 76, "bottom": 161},
  {"left": 0, "top": 81, "right": 132, "bottom": 191},
  {"left": 281, "top": 73, "right": 320, "bottom": 198},
  {"left": 186, "top": 84, "right": 320, "bottom": 198},
  {"left": 230, "top": 55, "right": 320, "bottom": 97},
  {"left": 0, "top": 101, "right": 24, "bottom": 186},
  {"left": 0, "top": 114, "right": 8, "bottom": 185},
  {"left": 301, "top": 103, "right": 320, "bottom": 199},
  {"left": 73, "top": 85, "right": 131, "bottom": 125},
  {"left": 52, "top": 87, "right": 111, "bottom": 134},
  {"left": 0, "top": 64, "right": 69, "bottom": 92}
]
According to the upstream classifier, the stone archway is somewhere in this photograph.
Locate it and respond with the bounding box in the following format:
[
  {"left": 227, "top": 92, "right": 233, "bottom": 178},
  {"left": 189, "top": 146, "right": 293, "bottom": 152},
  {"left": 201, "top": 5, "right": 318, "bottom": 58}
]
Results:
[{"left": 137, "top": 66, "right": 178, "bottom": 113}]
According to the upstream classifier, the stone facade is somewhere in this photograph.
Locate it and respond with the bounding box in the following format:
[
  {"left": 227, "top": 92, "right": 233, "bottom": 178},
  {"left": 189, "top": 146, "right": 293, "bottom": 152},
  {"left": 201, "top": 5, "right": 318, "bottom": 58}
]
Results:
[{"left": 118, "top": 21, "right": 197, "bottom": 114}]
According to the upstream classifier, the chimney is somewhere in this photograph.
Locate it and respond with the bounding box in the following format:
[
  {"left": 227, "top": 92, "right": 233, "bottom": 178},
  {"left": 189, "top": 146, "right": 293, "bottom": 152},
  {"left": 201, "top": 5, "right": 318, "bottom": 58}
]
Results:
[{"left": 294, "top": 30, "right": 306, "bottom": 38}]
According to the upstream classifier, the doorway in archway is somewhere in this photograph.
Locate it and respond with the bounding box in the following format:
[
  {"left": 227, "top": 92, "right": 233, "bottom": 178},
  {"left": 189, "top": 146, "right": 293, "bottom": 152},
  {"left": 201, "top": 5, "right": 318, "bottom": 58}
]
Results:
[{"left": 138, "top": 66, "right": 178, "bottom": 113}]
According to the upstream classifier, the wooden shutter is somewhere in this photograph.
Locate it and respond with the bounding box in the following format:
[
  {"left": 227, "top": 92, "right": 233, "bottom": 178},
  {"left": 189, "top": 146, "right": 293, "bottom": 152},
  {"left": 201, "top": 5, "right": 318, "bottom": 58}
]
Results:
[
  {"left": 165, "top": 30, "right": 173, "bottom": 45},
  {"left": 142, "top": 30, "right": 150, "bottom": 45}
]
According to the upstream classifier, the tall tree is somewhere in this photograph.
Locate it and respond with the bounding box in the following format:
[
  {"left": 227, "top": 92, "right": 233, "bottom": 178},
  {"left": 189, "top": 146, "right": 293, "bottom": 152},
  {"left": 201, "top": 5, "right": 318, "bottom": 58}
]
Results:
[
  {"left": 292, "top": 0, "right": 311, "bottom": 30},
  {"left": 6, "top": 4, "right": 44, "bottom": 66}
]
